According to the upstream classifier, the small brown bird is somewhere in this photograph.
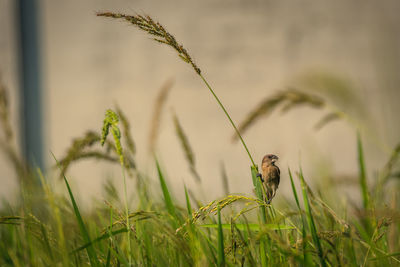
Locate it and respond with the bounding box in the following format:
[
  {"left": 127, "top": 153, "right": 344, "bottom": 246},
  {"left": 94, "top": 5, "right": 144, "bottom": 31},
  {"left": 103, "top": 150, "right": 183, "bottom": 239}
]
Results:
[{"left": 257, "top": 154, "right": 280, "bottom": 204}]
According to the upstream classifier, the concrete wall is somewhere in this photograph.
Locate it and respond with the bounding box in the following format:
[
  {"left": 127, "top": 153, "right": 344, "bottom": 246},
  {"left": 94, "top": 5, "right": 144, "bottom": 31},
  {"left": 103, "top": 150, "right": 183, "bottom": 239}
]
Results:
[{"left": 1, "top": 0, "right": 399, "bottom": 204}]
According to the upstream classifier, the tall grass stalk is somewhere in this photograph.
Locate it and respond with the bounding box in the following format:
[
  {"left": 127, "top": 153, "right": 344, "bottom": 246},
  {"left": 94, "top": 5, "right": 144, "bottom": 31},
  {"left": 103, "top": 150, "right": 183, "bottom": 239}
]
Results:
[
  {"left": 217, "top": 207, "right": 225, "bottom": 267},
  {"left": 97, "top": 12, "right": 256, "bottom": 168},
  {"left": 121, "top": 168, "right": 131, "bottom": 265},
  {"left": 357, "top": 133, "right": 370, "bottom": 211},
  {"left": 199, "top": 75, "right": 256, "bottom": 167},
  {"left": 100, "top": 109, "right": 132, "bottom": 265}
]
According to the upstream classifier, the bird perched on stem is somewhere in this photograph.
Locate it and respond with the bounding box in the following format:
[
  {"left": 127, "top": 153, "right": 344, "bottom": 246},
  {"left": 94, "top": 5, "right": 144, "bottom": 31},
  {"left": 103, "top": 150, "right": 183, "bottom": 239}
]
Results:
[{"left": 257, "top": 154, "right": 280, "bottom": 204}]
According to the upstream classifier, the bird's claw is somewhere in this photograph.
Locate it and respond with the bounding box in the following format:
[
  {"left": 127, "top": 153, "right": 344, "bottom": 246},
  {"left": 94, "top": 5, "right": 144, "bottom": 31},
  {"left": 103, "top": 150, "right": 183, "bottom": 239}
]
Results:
[{"left": 256, "top": 173, "right": 264, "bottom": 182}]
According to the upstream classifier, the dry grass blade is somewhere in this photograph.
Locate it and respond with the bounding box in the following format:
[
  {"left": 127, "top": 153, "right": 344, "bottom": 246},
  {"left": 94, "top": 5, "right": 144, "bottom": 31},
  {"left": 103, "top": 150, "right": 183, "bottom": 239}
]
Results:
[
  {"left": 148, "top": 79, "right": 174, "bottom": 153},
  {"left": 97, "top": 12, "right": 201, "bottom": 74},
  {"left": 172, "top": 110, "right": 201, "bottom": 182},
  {"left": 232, "top": 88, "right": 324, "bottom": 141}
]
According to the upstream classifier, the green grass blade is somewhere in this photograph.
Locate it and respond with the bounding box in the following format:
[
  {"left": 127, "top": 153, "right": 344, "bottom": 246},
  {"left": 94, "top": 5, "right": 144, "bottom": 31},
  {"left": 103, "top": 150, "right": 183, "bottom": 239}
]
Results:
[
  {"left": 357, "top": 132, "right": 370, "bottom": 211},
  {"left": 64, "top": 176, "right": 99, "bottom": 266},
  {"left": 250, "top": 166, "right": 267, "bottom": 267},
  {"left": 288, "top": 168, "right": 300, "bottom": 210},
  {"left": 290, "top": 168, "right": 313, "bottom": 265},
  {"left": 52, "top": 152, "right": 99, "bottom": 266},
  {"left": 105, "top": 247, "right": 111, "bottom": 267},
  {"left": 357, "top": 133, "right": 374, "bottom": 235},
  {"left": 199, "top": 74, "right": 256, "bottom": 167},
  {"left": 217, "top": 207, "right": 225, "bottom": 267},
  {"left": 197, "top": 228, "right": 218, "bottom": 265},
  {"left": 299, "top": 169, "right": 326, "bottom": 267},
  {"left": 156, "top": 159, "right": 177, "bottom": 220}
]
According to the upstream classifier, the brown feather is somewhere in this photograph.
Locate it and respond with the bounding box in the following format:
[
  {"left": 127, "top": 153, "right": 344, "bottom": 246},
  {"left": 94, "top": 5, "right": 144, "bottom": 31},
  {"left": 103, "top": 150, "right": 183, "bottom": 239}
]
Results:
[{"left": 261, "top": 154, "right": 280, "bottom": 203}]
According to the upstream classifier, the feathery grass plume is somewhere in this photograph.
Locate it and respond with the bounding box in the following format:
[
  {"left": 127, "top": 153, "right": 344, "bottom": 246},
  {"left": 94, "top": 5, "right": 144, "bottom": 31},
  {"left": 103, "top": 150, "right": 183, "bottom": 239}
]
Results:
[
  {"left": 293, "top": 71, "right": 365, "bottom": 116},
  {"left": 97, "top": 13, "right": 200, "bottom": 74},
  {"left": 58, "top": 108, "right": 136, "bottom": 176},
  {"left": 292, "top": 71, "right": 376, "bottom": 138},
  {"left": 97, "top": 11, "right": 256, "bottom": 168},
  {"left": 172, "top": 110, "right": 201, "bottom": 182},
  {"left": 101, "top": 109, "right": 123, "bottom": 165},
  {"left": 101, "top": 109, "right": 133, "bottom": 264},
  {"left": 148, "top": 79, "right": 174, "bottom": 153},
  {"left": 314, "top": 112, "right": 342, "bottom": 131},
  {"left": 232, "top": 88, "right": 325, "bottom": 141},
  {"left": 58, "top": 131, "right": 102, "bottom": 175},
  {"left": 57, "top": 130, "right": 135, "bottom": 178},
  {"left": 115, "top": 105, "right": 135, "bottom": 155}
]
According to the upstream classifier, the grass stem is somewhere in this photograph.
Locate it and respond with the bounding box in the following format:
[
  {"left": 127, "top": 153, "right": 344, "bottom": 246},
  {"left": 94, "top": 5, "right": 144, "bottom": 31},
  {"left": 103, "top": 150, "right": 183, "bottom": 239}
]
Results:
[
  {"left": 122, "top": 168, "right": 132, "bottom": 265},
  {"left": 199, "top": 74, "right": 256, "bottom": 168}
]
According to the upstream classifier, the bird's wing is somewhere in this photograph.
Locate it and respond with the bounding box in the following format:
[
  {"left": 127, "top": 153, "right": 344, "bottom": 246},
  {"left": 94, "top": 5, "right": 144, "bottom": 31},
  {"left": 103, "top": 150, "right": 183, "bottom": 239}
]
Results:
[{"left": 267, "top": 165, "right": 280, "bottom": 185}]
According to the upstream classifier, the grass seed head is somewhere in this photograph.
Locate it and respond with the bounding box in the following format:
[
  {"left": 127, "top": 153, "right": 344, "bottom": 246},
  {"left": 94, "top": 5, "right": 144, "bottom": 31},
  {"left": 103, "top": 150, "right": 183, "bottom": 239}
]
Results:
[
  {"left": 101, "top": 109, "right": 124, "bottom": 165},
  {"left": 97, "top": 12, "right": 201, "bottom": 74}
]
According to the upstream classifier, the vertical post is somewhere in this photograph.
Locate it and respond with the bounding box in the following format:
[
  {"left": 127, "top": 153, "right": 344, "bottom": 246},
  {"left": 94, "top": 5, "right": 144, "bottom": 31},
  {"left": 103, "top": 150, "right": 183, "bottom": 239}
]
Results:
[{"left": 17, "top": 0, "right": 44, "bottom": 170}]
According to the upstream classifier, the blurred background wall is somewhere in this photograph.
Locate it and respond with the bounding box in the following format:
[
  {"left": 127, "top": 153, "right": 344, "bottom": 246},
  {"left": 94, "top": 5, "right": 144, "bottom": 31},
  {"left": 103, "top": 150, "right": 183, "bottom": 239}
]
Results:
[{"left": 1, "top": 0, "right": 399, "bottom": 205}]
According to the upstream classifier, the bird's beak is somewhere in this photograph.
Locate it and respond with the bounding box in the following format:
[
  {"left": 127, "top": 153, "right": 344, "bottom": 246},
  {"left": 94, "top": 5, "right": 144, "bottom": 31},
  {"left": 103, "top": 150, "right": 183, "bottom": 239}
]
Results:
[{"left": 272, "top": 156, "right": 279, "bottom": 163}]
